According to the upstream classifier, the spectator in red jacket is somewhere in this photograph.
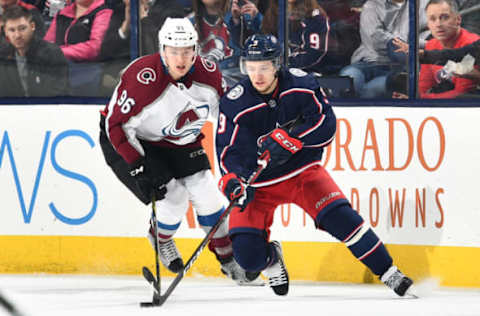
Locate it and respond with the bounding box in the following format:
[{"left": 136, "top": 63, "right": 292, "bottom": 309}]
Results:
[
  {"left": 419, "top": 0, "right": 480, "bottom": 99},
  {"left": 43, "top": 0, "right": 112, "bottom": 61}
]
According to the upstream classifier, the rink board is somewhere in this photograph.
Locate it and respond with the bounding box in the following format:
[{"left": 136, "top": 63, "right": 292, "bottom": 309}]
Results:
[
  {"left": 0, "top": 235, "right": 479, "bottom": 287},
  {"left": 1, "top": 106, "right": 480, "bottom": 287}
]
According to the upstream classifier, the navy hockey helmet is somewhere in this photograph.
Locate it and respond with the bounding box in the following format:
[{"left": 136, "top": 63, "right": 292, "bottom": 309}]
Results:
[{"left": 240, "top": 34, "right": 282, "bottom": 74}]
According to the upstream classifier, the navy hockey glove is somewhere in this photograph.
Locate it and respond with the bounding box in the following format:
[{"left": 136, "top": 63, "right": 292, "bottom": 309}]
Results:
[
  {"left": 258, "top": 128, "right": 303, "bottom": 169},
  {"left": 129, "top": 158, "right": 167, "bottom": 202},
  {"left": 218, "top": 173, "right": 254, "bottom": 212}
]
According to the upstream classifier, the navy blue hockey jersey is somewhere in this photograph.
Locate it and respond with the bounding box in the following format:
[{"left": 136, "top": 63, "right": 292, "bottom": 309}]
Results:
[
  {"left": 216, "top": 68, "right": 337, "bottom": 187},
  {"left": 288, "top": 9, "right": 331, "bottom": 73}
]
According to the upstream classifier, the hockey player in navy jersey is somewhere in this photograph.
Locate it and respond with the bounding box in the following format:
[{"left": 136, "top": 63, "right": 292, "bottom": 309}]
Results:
[
  {"left": 216, "top": 34, "right": 416, "bottom": 297},
  {"left": 98, "top": 17, "right": 251, "bottom": 285}
]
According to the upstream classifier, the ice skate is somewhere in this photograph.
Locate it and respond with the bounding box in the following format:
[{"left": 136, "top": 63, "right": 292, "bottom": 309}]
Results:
[
  {"left": 381, "top": 265, "right": 416, "bottom": 297},
  {"left": 262, "top": 241, "right": 289, "bottom": 295},
  {"left": 219, "top": 256, "right": 263, "bottom": 286},
  {"left": 158, "top": 239, "right": 184, "bottom": 273},
  {"left": 148, "top": 232, "right": 184, "bottom": 273}
]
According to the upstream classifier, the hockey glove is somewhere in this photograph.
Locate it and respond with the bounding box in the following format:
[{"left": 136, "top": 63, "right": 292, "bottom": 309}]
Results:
[
  {"left": 258, "top": 128, "right": 303, "bottom": 169},
  {"left": 129, "top": 158, "right": 167, "bottom": 201},
  {"left": 218, "top": 173, "right": 254, "bottom": 212}
]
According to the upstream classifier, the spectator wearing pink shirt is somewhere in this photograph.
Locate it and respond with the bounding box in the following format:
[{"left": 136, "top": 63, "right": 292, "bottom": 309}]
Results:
[{"left": 44, "top": 0, "right": 112, "bottom": 61}]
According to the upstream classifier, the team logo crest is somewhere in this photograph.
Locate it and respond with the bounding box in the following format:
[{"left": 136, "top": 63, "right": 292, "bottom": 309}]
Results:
[
  {"left": 137, "top": 68, "right": 156, "bottom": 85},
  {"left": 162, "top": 102, "right": 209, "bottom": 141},
  {"left": 201, "top": 57, "right": 217, "bottom": 72},
  {"left": 227, "top": 85, "right": 244, "bottom": 100}
]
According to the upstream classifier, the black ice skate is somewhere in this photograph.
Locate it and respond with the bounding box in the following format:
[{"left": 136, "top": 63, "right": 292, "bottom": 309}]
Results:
[
  {"left": 263, "top": 241, "right": 289, "bottom": 295},
  {"left": 380, "top": 265, "right": 416, "bottom": 297}
]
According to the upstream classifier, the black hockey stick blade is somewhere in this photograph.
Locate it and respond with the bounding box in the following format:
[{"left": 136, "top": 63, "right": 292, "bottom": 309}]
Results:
[
  {"left": 140, "top": 267, "right": 161, "bottom": 308},
  {"left": 0, "top": 291, "right": 25, "bottom": 316},
  {"left": 142, "top": 266, "right": 160, "bottom": 293},
  {"left": 140, "top": 293, "right": 161, "bottom": 307}
]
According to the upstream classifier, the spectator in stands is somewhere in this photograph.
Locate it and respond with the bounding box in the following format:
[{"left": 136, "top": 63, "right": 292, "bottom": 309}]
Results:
[
  {"left": 316, "top": 0, "right": 361, "bottom": 74},
  {"left": 217, "top": 0, "right": 262, "bottom": 84},
  {"left": 0, "top": 0, "right": 45, "bottom": 38},
  {"left": 262, "top": 0, "right": 331, "bottom": 74},
  {"left": 339, "top": 0, "right": 416, "bottom": 98},
  {"left": 419, "top": 0, "right": 480, "bottom": 98},
  {"left": 227, "top": 0, "right": 262, "bottom": 55},
  {"left": 43, "top": 0, "right": 112, "bottom": 61},
  {"left": 192, "top": 0, "right": 233, "bottom": 65},
  {"left": 0, "top": 6, "right": 67, "bottom": 96}
]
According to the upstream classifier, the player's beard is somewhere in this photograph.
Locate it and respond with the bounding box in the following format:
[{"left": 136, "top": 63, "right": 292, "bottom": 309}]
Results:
[{"left": 255, "top": 77, "right": 278, "bottom": 95}]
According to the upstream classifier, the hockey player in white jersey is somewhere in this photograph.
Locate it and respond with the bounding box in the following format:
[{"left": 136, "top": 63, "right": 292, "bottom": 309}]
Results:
[{"left": 98, "top": 17, "right": 251, "bottom": 284}]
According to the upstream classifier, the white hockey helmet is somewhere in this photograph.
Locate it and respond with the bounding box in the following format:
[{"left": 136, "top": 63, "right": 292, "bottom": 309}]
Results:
[{"left": 158, "top": 17, "right": 198, "bottom": 52}]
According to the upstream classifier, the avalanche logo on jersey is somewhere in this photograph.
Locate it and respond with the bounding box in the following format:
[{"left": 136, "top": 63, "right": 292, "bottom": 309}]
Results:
[
  {"left": 162, "top": 102, "right": 209, "bottom": 142},
  {"left": 137, "top": 68, "right": 156, "bottom": 85}
]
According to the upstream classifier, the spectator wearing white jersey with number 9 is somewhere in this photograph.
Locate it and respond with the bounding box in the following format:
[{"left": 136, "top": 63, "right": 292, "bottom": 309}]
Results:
[{"left": 98, "top": 17, "right": 254, "bottom": 285}]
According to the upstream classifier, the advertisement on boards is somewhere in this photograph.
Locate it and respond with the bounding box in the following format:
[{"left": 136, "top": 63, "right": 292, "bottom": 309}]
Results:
[{"left": 1, "top": 106, "right": 479, "bottom": 247}]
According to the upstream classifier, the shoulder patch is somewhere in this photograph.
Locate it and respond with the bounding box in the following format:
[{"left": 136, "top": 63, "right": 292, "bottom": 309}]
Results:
[
  {"left": 289, "top": 68, "right": 308, "bottom": 77},
  {"left": 227, "top": 85, "right": 244, "bottom": 100},
  {"left": 137, "top": 67, "right": 156, "bottom": 85}
]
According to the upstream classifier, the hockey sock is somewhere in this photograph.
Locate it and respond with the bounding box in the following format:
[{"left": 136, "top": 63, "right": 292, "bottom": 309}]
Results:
[
  {"left": 148, "top": 220, "right": 180, "bottom": 243},
  {"left": 231, "top": 233, "right": 271, "bottom": 271},
  {"left": 208, "top": 235, "right": 233, "bottom": 261},
  {"left": 319, "top": 205, "right": 392, "bottom": 276}
]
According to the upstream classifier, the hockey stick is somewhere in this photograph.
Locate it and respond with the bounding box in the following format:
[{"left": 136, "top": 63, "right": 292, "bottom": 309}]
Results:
[
  {"left": 140, "top": 194, "right": 162, "bottom": 307},
  {"left": 0, "top": 291, "right": 25, "bottom": 316},
  {"left": 140, "top": 114, "right": 304, "bottom": 307},
  {"left": 140, "top": 158, "right": 269, "bottom": 307}
]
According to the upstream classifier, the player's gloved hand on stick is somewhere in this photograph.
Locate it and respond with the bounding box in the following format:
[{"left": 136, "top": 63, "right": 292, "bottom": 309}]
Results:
[
  {"left": 129, "top": 158, "right": 167, "bottom": 201},
  {"left": 218, "top": 173, "right": 254, "bottom": 211},
  {"left": 258, "top": 128, "right": 303, "bottom": 169}
]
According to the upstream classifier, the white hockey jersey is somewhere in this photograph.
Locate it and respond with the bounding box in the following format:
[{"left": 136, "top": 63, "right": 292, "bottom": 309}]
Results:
[{"left": 104, "top": 54, "right": 225, "bottom": 164}]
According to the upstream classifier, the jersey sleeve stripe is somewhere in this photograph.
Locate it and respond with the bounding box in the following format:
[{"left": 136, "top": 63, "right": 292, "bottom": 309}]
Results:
[
  {"left": 279, "top": 88, "right": 323, "bottom": 114},
  {"left": 298, "top": 113, "right": 325, "bottom": 138},
  {"left": 232, "top": 102, "right": 268, "bottom": 123},
  {"left": 303, "top": 133, "right": 335, "bottom": 148},
  {"left": 219, "top": 124, "right": 240, "bottom": 174}
]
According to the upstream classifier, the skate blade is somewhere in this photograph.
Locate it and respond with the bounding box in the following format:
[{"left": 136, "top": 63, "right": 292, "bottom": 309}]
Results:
[
  {"left": 404, "top": 284, "right": 419, "bottom": 299},
  {"left": 238, "top": 276, "right": 266, "bottom": 286},
  {"left": 238, "top": 280, "right": 266, "bottom": 286}
]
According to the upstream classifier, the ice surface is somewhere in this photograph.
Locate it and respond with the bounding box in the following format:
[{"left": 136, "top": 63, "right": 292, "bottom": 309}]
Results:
[{"left": 0, "top": 274, "right": 479, "bottom": 316}]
